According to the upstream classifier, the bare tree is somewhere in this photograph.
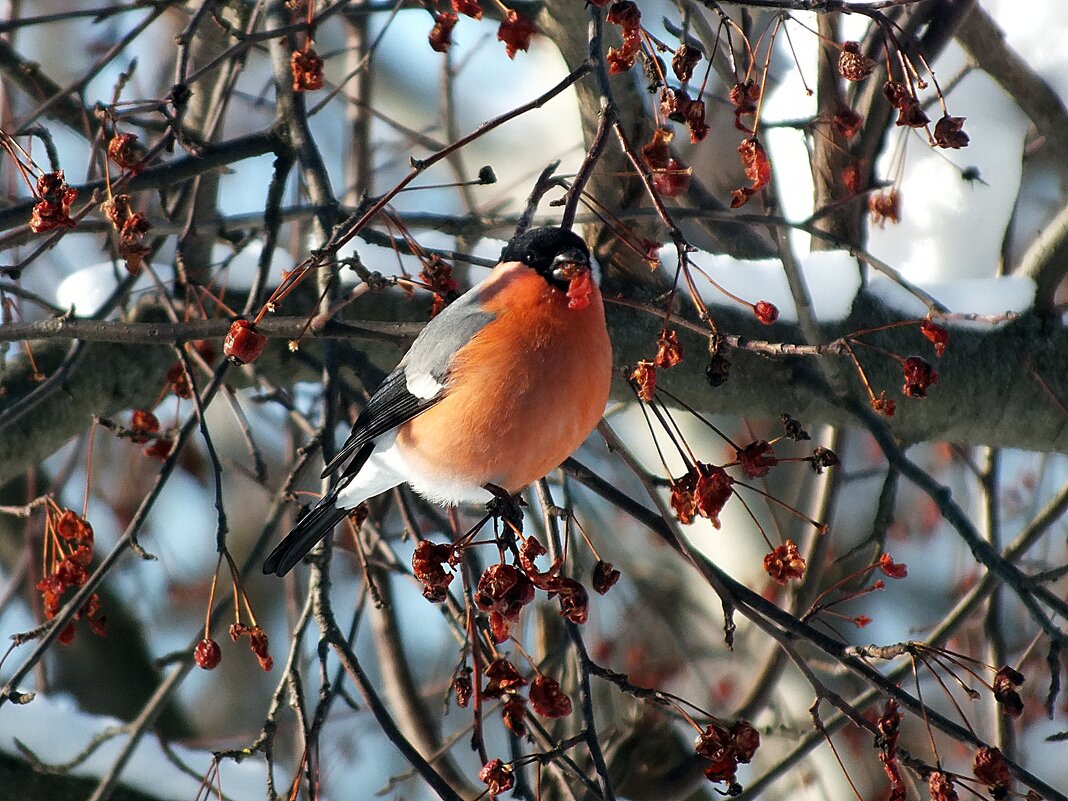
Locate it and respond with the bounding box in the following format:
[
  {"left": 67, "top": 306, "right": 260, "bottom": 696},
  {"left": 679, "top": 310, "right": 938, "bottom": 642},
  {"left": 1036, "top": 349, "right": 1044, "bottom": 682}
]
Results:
[{"left": 0, "top": 1, "right": 1065, "bottom": 800}]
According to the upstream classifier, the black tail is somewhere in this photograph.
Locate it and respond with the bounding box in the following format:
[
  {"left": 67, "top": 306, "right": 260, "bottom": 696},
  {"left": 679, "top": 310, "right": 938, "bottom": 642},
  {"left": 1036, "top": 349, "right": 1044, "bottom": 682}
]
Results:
[{"left": 262, "top": 491, "right": 348, "bottom": 577}]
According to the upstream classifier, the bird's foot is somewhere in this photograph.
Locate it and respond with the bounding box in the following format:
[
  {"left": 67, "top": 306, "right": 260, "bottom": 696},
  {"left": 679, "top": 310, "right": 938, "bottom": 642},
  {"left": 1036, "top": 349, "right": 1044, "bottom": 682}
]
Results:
[{"left": 484, "top": 483, "right": 524, "bottom": 535}]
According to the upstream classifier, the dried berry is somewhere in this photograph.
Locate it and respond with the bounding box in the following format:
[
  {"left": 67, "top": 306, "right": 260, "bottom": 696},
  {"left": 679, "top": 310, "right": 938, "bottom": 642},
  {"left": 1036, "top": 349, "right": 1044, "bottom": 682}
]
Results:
[
  {"left": 671, "top": 469, "right": 698, "bottom": 525},
  {"left": 607, "top": 31, "right": 641, "bottom": 74},
  {"left": 895, "top": 99, "right": 930, "bottom": 129},
  {"left": 57, "top": 623, "right": 76, "bottom": 646},
  {"left": 54, "top": 558, "right": 87, "bottom": 588},
  {"left": 592, "top": 560, "right": 621, "bottom": 594},
  {"left": 428, "top": 12, "right": 458, "bottom": 53},
  {"left": 451, "top": 0, "right": 481, "bottom": 19},
  {"left": 55, "top": 509, "right": 92, "bottom": 543},
  {"left": 566, "top": 269, "right": 593, "bottom": 311},
  {"left": 143, "top": 438, "right": 173, "bottom": 460},
  {"left": 672, "top": 43, "right": 702, "bottom": 82},
  {"left": 517, "top": 535, "right": 562, "bottom": 590},
  {"left": 732, "top": 138, "right": 771, "bottom": 208},
  {"left": 838, "top": 41, "right": 875, "bottom": 82},
  {"left": 730, "top": 720, "right": 760, "bottom": 763},
  {"left": 705, "top": 352, "right": 731, "bottom": 387},
  {"left": 501, "top": 694, "right": 528, "bottom": 735},
  {"left": 476, "top": 562, "right": 535, "bottom": 643},
  {"left": 453, "top": 666, "right": 472, "bottom": 707},
  {"left": 809, "top": 446, "right": 838, "bottom": 474},
  {"left": 929, "top": 771, "right": 959, "bottom": 801},
  {"left": 420, "top": 255, "right": 459, "bottom": 316},
  {"left": 119, "top": 211, "right": 152, "bottom": 274},
  {"left": 695, "top": 465, "right": 733, "bottom": 528},
  {"left": 642, "top": 127, "right": 691, "bottom": 197},
  {"left": 30, "top": 171, "right": 78, "bottom": 233},
  {"left": 483, "top": 658, "right": 526, "bottom": 698},
  {"left": 883, "top": 81, "right": 912, "bottom": 111},
  {"left": 630, "top": 359, "right": 656, "bottom": 402},
  {"left": 901, "top": 355, "right": 938, "bottom": 398},
  {"left": 672, "top": 463, "right": 734, "bottom": 526},
  {"left": 412, "top": 540, "right": 457, "bottom": 602},
  {"left": 107, "top": 133, "right": 143, "bottom": 174},
  {"left": 682, "top": 99, "right": 709, "bottom": 143},
  {"left": 920, "top": 319, "right": 948, "bottom": 357},
  {"left": 129, "top": 409, "right": 160, "bottom": 443},
  {"left": 479, "top": 759, "right": 514, "bottom": 798},
  {"left": 247, "top": 625, "right": 273, "bottom": 671},
  {"left": 877, "top": 699, "right": 905, "bottom": 797},
  {"left": 872, "top": 391, "right": 897, "bottom": 417},
  {"left": 223, "top": 319, "right": 268, "bottom": 365},
  {"left": 497, "top": 10, "right": 536, "bottom": 59},
  {"left": 878, "top": 553, "right": 908, "bottom": 579},
  {"left": 659, "top": 86, "right": 685, "bottom": 121},
  {"left": 740, "top": 139, "right": 771, "bottom": 187},
  {"left": 695, "top": 720, "right": 760, "bottom": 787},
  {"left": 729, "top": 80, "right": 759, "bottom": 133},
  {"left": 606, "top": 0, "right": 641, "bottom": 29},
  {"left": 973, "top": 746, "right": 1011, "bottom": 798},
  {"left": 869, "top": 188, "right": 901, "bottom": 227},
  {"left": 291, "top": 45, "right": 324, "bottom": 92},
  {"left": 194, "top": 638, "right": 222, "bottom": 670},
  {"left": 763, "top": 540, "right": 806, "bottom": 584},
  {"left": 736, "top": 440, "right": 777, "bottom": 479},
  {"left": 549, "top": 577, "right": 590, "bottom": 624},
  {"left": 842, "top": 160, "right": 865, "bottom": 194},
  {"left": 781, "top": 414, "right": 810, "bottom": 441},
  {"left": 933, "top": 115, "right": 969, "bottom": 149},
  {"left": 992, "top": 665, "right": 1024, "bottom": 718},
  {"left": 653, "top": 329, "right": 683, "bottom": 369},
  {"left": 530, "top": 674, "right": 572, "bottom": 718}
]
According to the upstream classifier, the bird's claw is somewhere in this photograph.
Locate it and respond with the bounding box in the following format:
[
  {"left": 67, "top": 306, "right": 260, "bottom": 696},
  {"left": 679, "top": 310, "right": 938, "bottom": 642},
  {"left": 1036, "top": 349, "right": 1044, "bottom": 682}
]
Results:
[{"left": 484, "top": 483, "right": 524, "bottom": 534}]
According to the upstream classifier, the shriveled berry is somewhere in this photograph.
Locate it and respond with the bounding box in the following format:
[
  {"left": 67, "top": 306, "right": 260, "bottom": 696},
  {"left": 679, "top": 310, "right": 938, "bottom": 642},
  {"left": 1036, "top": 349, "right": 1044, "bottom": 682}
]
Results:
[
  {"left": 671, "top": 43, "right": 701, "bottom": 82},
  {"left": 530, "top": 674, "right": 573, "bottom": 718},
  {"left": 428, "top": 12, "right": 458, "bottom": 53},
  {"left": 934, "top": 115, "right": 969, "bottom": 149},
  {"left": 130, "top": 409, "right": 160, "bottom": 443},
  {"left": 194, "top": 638, "right": 222, "bottom": 670},
  {"left": 920, "top": 319, "right": 948, "bottom": 356},
  {"left": 497, "top": 10, "right": 535, "bottom": 59},
  {"left": 705, "top": 352, "right": 731, "bottom": 387},
  {"left": 107, "top": 133, "right": 143, "bottom": 174},
  {"left": 291, "top": 45, "right": 324, "bottom": 92},
  {"left": 901, "top": 355, "right": 938, "bottom": 398},
  {"left": 838, "top": 41, "right": 875, "bottom": 82},
  {"left": 592, "top": 560, "right": 621, "bottom": 594}
]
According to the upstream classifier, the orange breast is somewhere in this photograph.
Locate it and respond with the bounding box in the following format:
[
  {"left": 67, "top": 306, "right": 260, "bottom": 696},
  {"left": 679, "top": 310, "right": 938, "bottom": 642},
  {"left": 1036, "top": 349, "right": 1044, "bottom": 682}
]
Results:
[{"left": 395, "top": 263, "right": 612, "bottom": 494}]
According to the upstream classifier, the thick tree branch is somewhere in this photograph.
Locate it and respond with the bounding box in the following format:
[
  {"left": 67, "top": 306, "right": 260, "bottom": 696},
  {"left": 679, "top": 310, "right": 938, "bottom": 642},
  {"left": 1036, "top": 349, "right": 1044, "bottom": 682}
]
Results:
[
  {"left": 1, "top": 282, "right": 1065, "bottom": 493},
  {"left": 956, "top": 3, "right": 1068, "bottom": 167}
]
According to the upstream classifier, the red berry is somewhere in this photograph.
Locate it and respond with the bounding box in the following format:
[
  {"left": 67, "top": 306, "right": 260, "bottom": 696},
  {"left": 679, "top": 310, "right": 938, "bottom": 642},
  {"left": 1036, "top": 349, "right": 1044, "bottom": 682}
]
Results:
[
  {"left": 753, "top": 300, "right": 779, "bottom": 325},
  {"left": 130, "top": 409, "right": 159, "bottom": 443},
  {"left": 194, "top": 638, "right": 222, "bottom": 670},
  {"left": 223, "top": 319, "right": 268, "bottom": 365},
  {"left": 920, "top": 319, "right": 948, "bottom": 356}
]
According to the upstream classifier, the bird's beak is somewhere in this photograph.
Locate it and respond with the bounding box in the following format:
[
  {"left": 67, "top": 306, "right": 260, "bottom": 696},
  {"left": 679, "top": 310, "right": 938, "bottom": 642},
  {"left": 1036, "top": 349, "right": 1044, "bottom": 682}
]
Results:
[{"left": 551, "top": 248, "right": 591, "bottom": 282}]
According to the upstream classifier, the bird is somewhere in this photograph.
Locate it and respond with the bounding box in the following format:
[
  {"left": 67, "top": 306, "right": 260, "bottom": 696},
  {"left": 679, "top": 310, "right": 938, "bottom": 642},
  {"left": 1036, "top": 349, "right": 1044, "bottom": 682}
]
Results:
[{"left": 262, "top": 226, "right": 613, "bottom": 576}]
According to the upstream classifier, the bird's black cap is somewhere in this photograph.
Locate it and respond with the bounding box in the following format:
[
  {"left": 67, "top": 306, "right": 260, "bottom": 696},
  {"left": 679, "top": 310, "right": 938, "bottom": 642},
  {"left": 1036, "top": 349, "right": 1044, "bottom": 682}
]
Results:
[{"left": 500, "top": 227, "right": 590, "bottom": 282}]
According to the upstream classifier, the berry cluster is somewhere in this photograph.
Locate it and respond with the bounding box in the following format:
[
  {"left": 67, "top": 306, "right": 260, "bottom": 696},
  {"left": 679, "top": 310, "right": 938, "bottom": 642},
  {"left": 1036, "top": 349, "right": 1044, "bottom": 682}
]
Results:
[{"left": 36, "top": 505, "right": 106, "bottom": 645}]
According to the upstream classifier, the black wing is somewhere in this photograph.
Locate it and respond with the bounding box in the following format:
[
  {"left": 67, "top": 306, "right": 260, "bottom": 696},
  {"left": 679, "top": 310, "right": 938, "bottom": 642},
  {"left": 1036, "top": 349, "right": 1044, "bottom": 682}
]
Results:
[{"left": 321, "top": 368, "right": 440, "bottom": 478}]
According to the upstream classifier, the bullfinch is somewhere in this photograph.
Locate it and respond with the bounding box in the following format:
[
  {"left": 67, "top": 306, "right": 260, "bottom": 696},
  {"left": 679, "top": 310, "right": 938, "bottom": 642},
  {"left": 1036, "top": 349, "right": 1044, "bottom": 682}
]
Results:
[{"left": 263, "top": 226, "right": 612, "bottom": 576}]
